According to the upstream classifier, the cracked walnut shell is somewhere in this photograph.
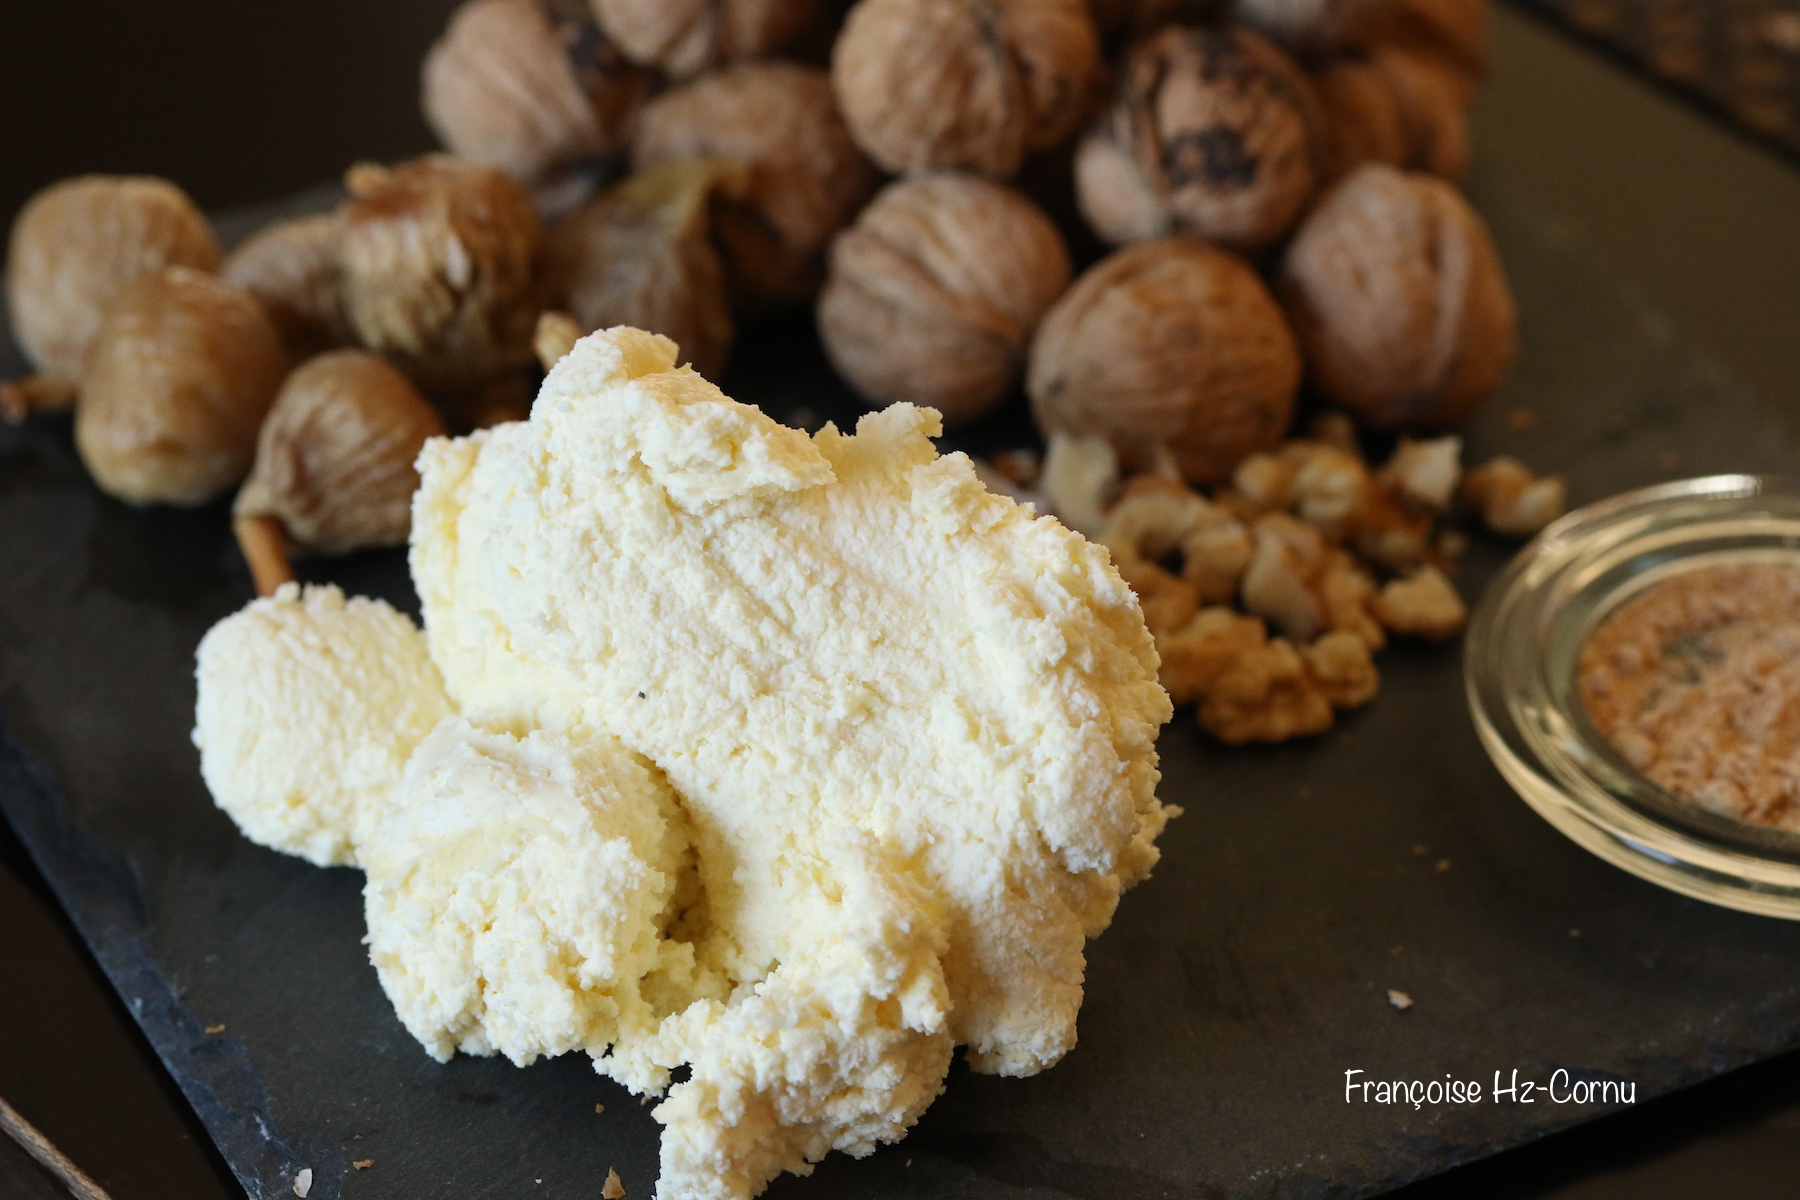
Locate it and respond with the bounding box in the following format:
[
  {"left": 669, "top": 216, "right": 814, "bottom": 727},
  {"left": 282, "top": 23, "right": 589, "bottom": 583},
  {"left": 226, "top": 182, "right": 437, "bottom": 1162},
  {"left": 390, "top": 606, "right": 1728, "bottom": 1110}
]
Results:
[
  {"left": 1074, "top": 24, "right": 1322, "bottom": 253},
  {"left": 633, "top": 62, "right": 878, "bottom": 309},
  {"left": 1278, "top": 163, "right": 1513, "bottom": 428},
  {"left": 1027, "top": 238, "right": 1300, "bottom": 485},
  {"left": 819, "top": 174, "right": 1072, "bottom": 425},
  {"left": 337, "top": 155, "right": 549, "bottom": 391},
  {"left": 832, "top": 0, "right": 1101, "bottom": 179}
]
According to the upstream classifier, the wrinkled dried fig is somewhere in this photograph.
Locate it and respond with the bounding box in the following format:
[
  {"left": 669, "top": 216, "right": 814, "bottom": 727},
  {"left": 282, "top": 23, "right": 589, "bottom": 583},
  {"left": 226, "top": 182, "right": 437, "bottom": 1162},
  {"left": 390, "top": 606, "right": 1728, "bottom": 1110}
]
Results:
[
  {"left": 337, "top": 155, "right": 549, "bottom": 391},
  {"left": 590, "top": 0, "right": 819, "bottom": 78},
  {"left": 1278, "top": 163, "right": 1514, "bottom": 427},
  {"left": 819, "top": 174, "right": 1071, "bottom": 424},
  {"left": 223, "top": 214, "right": 350, "bottom": 361},
  {"left": 552, "top": 159, "right": 747, "bottom": 380},
  {"left": 1074, "top": 25, "right": 1321, "bottom": 252},
  {"left": 235, "top": 350, "right": 445, "bottom": 586},
  {"left": 632, "top": 62, "right": 877, "bottom": 308},
  {"left": 5, "top": 175, "right": 220, "bottom": 414},
  {"left": 832, "top": 0, "right": 1101, "bottom": 179},
  {"left": 1028, "top": 238, "right": 1300, "bottom": 484},
  {"left": 423, "top": 0, "right": 651, "bottom": 186},
  {"left": 75, "top": 267, "right": 287, "bottom": 506}
]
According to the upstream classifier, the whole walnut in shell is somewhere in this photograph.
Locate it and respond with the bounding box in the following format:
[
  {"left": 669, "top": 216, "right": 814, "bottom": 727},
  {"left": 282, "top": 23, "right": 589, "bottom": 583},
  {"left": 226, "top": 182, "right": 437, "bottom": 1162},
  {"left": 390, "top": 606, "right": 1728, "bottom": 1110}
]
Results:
[
  {"left": 1074, "top": 25, "right": 1322, "bottom": 253},
  {"left": 551, "top": 159, "right": 747, "bottom": 381},
  {"left": 819, "top": 174, "right": 1072, "bottom": 425},
  {"left": 1028, "top": 238, "right": 1300, "bottom": 484},
  {"left": 1367, "top": 43, "right": 1472, "bottom": 181},
  {"left": 76, "top": 267, "right": 287, "bottom": 506},
  {"left": 6, "top": 175, "right": 220, "bottom": 391},
  {"left": 1311, "top": 59, "right": 1408, "bottom": 181},
  {"left": 632, "top": 62, "right": 878, "bottom": 308},
  {"left": 1278, "top": 163, "right": 1515, "bottom": 427},
  {"left": 236, "top": 350, "right": 446, "bottom": 558},
  {"left": 832, "top": 0, "right": 1101, "bottom": 179},
  {"left": 1381, "top": 0, "right": 1488, "bottom": 79},
  {"left": 590, "top": 0, "right": 819, "bottom": 78},
  {"left": 336, "top": 155, "right": 549, "bottom": 391},
  {"left": 423, "top": 0, "right": 651, "bottom": 187},
  {"left": 1229, "top": 0, "right": 1399, "bottom": 56},
  {"left": 223, "top": 214, "right": 350, "bottom": 361}
]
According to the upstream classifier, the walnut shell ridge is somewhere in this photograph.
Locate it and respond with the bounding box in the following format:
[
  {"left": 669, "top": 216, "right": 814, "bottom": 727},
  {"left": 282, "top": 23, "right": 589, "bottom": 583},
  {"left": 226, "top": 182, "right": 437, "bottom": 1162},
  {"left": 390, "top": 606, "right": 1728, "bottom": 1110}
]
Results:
[
  {"left": 1074, "top": 24, "right": 1322, "bottom": 253},
  {"left": 832, "top": 0, "right": 1101, "bottom": 180},
  {"left": 1028, "top": 238, "right": 1300, "bottom": 484},
  {"left": 1278, "top": 163, "right": 1515, "bottom": 427},
  {"left": 819, "top": 173, "right": 1072, "bottom": 425}
]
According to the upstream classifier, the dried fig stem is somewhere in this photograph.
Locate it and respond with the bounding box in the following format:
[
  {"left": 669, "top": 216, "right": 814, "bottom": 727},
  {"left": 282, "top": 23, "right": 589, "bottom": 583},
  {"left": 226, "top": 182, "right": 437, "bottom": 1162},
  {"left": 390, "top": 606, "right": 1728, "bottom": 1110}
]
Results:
[
  {"left": 0, "top": 375, "right": 78, "bottom": 423},
  {"left": 234, "top": 513, "right": 296, "bottom": 597}
]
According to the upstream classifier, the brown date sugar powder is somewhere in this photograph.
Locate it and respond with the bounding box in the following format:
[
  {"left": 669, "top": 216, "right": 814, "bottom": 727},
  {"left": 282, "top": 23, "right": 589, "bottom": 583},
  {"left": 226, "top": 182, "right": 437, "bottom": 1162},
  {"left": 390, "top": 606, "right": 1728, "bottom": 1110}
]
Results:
[{"left": 1578, "top": 562, "right": 1800, "bottom": 831}]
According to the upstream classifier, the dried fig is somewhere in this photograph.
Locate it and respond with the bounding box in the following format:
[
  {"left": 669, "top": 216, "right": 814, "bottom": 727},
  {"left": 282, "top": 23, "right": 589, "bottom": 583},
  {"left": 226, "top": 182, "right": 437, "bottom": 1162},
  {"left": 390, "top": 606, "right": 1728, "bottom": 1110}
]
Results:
[
  {"left": 1027, "top": 238, "right": 1300, "bottom": 484},
  {"left": 819, "top": 174, "right": 1071, "bottom": 424},
  {"left": 75, "top": 267, "right": 287, "bottom": 506},
  {"left": 551, "top": 159, "right": 746, "bottom": 381},
  {"left": 590, "top": 0, "right": 819, "bottom": 78},
  {"left": 235, "top": 350, "right": 446, "bottom": 579},
  {"left": 4, "top": 175, "right": 220, "bottom": 414},
  {"left": 832, "top": 0, "right": 1101, "bottom": 179},
  {"left": 223, "top": 214, "right": 350, "bottom": 361},
  {"left": 336, "top": 155, "right": 549, "bottom": 391},
  {"left": 1074, "top": 25, "right": 1322, "bottom": 252},
  {"left": 1277, "top": 163, "right": 1514, "bottom": 427},
  {"left": 632, "top": 61, "right": 877, "bottom": 308},
  {"left": 423, "top": 0, "right": 651, "bottom": 186}
]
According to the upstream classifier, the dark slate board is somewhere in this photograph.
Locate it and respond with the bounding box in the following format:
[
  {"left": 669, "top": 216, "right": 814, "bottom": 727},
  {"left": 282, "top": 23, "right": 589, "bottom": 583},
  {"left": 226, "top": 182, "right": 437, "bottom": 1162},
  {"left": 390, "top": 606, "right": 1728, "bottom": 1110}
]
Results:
[{"left": 5, "top": 165, "right": 1800, "bottom": 1200}]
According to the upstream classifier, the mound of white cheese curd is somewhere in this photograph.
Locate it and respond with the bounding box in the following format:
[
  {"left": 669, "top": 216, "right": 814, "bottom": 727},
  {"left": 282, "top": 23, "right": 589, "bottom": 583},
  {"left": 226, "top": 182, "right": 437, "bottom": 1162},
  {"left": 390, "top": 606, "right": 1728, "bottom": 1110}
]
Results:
[{"left": 193, "top": 327, "right": 1176, "bottom": 1200}]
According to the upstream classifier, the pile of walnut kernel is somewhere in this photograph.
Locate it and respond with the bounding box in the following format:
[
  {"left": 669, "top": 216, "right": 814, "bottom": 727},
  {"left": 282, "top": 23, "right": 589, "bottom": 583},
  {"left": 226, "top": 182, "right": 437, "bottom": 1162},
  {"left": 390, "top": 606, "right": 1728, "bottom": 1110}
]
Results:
[
  {"left": 2, "top": 0, "right": 1564, "bottom": 744},
  {"left": 1017, "top": 421, "right": 1562, "bottom": 743}
]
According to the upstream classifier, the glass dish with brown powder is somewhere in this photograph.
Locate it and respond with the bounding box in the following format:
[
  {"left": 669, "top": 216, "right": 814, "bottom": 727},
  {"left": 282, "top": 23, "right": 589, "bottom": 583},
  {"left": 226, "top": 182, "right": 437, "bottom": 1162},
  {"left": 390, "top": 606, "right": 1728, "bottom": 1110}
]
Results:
[
  {"left": 1579, "top": 562, "right": 1800, "bottom": 831},
  {"left": 1467, "top": 475, "right": 1800, "bottom": 918}
]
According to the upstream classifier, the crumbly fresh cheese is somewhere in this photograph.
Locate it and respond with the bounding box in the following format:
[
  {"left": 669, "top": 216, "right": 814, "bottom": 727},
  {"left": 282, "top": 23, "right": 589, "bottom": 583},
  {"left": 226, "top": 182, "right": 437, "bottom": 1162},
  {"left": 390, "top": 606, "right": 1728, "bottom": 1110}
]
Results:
[
  {"left": 192, "top": 583, "right": 451, "bottom": 866},
  {"left": 193, "top": 328, "right": 1175, "bottom": 1200},
  {"left": 360, "top": 717, "right": 714, "bottom": 1066}
]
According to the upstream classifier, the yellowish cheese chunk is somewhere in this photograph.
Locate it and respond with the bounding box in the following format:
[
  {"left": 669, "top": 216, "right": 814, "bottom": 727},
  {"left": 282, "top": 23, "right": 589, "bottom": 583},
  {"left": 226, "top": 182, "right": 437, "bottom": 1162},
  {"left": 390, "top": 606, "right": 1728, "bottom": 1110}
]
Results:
[{"left": 192, "top": 583, "right": 451, "bottom": 867}]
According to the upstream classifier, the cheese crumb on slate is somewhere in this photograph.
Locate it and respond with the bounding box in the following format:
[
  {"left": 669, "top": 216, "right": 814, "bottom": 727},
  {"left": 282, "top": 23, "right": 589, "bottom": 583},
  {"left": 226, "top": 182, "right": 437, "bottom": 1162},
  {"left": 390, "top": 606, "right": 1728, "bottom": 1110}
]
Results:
[{"left": 194, "top": 328, "right": 1176, "bottom": 1200}]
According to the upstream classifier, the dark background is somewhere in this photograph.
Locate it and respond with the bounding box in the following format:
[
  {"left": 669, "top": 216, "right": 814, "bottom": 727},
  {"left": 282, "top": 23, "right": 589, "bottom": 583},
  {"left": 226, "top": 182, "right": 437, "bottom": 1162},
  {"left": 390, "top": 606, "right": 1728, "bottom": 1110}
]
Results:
[{"left": 3, "top": 2, "right": 1800, "bottom": 1197}]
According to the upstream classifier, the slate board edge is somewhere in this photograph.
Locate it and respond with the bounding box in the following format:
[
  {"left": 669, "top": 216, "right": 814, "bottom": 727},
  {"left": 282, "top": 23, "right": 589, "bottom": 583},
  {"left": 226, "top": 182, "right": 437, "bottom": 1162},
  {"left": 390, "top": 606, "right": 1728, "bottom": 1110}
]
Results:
[{"left": 0, "top": 720, "right": 331, "bottom": 1200}]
